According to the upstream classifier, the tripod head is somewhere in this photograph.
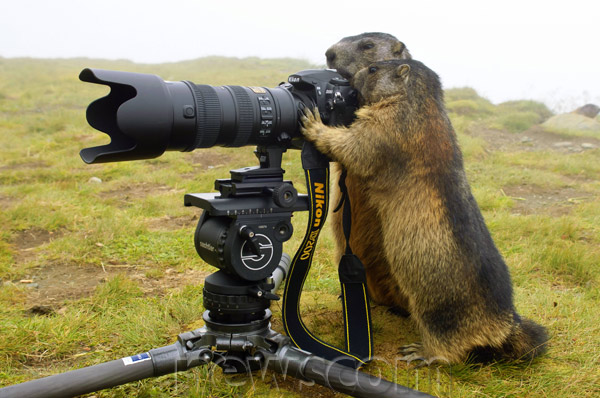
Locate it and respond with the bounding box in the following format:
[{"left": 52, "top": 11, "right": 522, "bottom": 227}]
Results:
[{"left": 184, "top": 146, "right": 308, "bottom": 324}]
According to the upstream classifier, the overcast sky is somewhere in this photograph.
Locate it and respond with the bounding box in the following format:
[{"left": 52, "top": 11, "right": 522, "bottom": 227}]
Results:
[{"left": 1, "top": 0, "right": 598, "bottom": 111}]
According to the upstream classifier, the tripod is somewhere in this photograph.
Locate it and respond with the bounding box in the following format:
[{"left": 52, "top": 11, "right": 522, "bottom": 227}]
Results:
[{"left": 0, "top": 147, "right": 435, "bottom": 398}]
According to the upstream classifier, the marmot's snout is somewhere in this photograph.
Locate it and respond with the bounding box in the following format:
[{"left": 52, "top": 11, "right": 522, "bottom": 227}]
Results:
[{"left": 325, "top": 48, "right": 336, "bottom": 65}]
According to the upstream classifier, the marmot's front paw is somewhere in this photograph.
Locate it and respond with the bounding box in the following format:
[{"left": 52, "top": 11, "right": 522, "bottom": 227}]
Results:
[
  {"left": 398, "top": 343, "right": 450, "bottom": 367},
  {"left": 300, "top": 107, "right": 325, "bottom": 142}
]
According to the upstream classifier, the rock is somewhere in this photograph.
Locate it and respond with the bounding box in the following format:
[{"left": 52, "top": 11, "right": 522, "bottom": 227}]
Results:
[
  {"left": 542, "top": 113, "right": 600, "bottom": 134},
  {"left": 572, "top": 104, "right": 600, "bottom": 119},
  {"left": 521, "top": 136, "right": 533, "bottom": 143},
  {"left": 581, "top": 143, "right": 597, "bottom": 149},
  {"left": 27, "top": 305, "right": 54, "bottom": 316},
  {"left": 553, "top": 142, "right": 574, "bottom": 148},
  {"left": 88, "top": 177, "right": 102, "bottom": 184}
]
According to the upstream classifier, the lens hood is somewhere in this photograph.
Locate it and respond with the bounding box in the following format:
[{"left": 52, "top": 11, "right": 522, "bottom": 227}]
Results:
[{"left": 79, "top": 68, "right": 175, "bottom": 163}]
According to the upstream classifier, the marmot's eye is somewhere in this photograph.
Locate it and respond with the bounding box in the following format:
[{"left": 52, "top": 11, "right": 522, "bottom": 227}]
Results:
[
  {"left": 361, "top": 42, "right": 375, "bottom": 50},
  {"left": 368, "top": 66, "right": 378, "bottom": 74}
]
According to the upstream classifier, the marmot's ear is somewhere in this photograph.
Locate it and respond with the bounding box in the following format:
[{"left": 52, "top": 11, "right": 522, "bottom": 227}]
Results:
[
  {"left": 392, "top": 41, "right": 409, "bottom": 58},
  {"left": 397, "top": 64, "right": 410, "bottom": 83}
]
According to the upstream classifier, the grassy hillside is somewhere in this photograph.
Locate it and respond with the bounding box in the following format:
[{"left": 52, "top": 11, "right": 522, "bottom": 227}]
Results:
[{"left": 1, "top": 57, "right": 599, "bottom": 397}]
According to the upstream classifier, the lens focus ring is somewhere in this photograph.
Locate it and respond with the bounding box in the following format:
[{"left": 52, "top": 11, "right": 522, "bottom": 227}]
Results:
[
  {"left": 228, "top": 86, "right": 254, "bottom": 147},
  {"left": 186, "top": 83, "right": 221, "bottom": 149}
]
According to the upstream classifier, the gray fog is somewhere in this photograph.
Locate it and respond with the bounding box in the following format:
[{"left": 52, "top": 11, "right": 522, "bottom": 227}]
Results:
[{"left": 1, "top": 0, "right": 598, "bottom": 111}]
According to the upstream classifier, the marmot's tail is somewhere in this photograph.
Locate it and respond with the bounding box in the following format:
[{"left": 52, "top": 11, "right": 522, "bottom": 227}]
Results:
[
  {"left": 501, "top": 317, "right": 548, "bottom": 360},
  {"left": 471, "top": 317, "right": 548, "bottom": 363}
]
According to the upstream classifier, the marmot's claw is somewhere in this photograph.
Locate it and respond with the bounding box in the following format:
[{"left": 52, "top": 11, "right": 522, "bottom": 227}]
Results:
[
  {"left": 399, "top": 353, "right": 429, "bottom": 367},
  {"left": 399, "top": 344, "right": 451, "bottom": 367},
  {"left": 311, "top": 107, "right": 322, "bottom": 122},
  {"left": 399, "top": 343, "right": 422, "bottom": 354},
  {"left": 299, "top": 107, "right": 320, "bottom": 122},
  {"left": 399, "top": 343, "right": 428, "bottom": 367},
  {"left": 299, "top": 107, "right": 323, "bottom": 142},
  {"left": 299, "top": 106, "right": 313, "bottom": 127}
]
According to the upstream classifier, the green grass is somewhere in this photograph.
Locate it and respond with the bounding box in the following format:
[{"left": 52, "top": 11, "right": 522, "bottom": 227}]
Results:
[{"left": 1, "top": 57, "right": 600, "bottom": 397}]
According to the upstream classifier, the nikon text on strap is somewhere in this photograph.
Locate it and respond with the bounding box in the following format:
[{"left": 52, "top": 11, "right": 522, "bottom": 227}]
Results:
[{"left": 282, "top": 142, "right": 373, "bottom": 369}]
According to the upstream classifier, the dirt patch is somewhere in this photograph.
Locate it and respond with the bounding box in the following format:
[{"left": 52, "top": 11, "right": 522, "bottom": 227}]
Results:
[
  {"left": 98, "top": 182, "right": 181, "bottom": 206},
  {"left": 132, "top": 267, "right": 209, "bottom": 294},
  {"left": 145, "top": 214, "right": 199, "bottom": 231},
  {"left": 0, "top": 161, "right": 50, "bottom": 172},
  {"left": 11, "top": 228, "right": 65, "bottom": 264},
  {"left": 146, "top": 151, "right": 234, "bottom": 174},
  {"left": 0, "top": 194, "right": 15, "bottom": 209},
  {"left": 502, "top": 185, "right": 591, "bottom": 216},
  {"left": 9, "top": 228, "right": 209, "bottom": 308},
  {"left": 20, "top": 262, "right": 209, "bottom": 309},
  {"left": 467, "top": 125, "right": 600, "bottom": 153},
  {"left": 13, "top": 228, "right": 63, "bottom": 251},
  {"left": 22, "top": 263, "right": 113, "bottom": 306},
  {"left": 468, "top": 127, "right": 519, "bottom": 151},
  {"left": 186, "top": 151, "right": 234, "bottom": 170},
  {"left": 522, "top": 126, "right": 600, "bottom": 151}
]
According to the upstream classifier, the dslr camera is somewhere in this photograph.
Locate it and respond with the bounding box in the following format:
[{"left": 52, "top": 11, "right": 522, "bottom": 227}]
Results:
[{"left": 80, "top": 68, "right": 357, "bottom": 163}]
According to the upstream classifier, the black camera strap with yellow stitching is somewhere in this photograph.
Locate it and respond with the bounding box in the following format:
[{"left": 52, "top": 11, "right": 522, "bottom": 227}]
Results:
[{"left": 282, "top": 142, "right": 373, "bottom": 369}]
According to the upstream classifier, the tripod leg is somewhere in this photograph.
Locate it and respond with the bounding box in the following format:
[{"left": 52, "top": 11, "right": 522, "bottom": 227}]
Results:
[
  {"left": 0, "top": 340, "right": 213, "bottom": 398},
  {"left": 262, "top": 344, "right": 436, "bottom": 398},
  {"left": 0, "top": 354, "right": 155, "bottom": 398}
]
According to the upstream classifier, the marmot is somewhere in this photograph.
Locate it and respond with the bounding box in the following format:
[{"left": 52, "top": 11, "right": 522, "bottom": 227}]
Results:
[
  {"left": 301, "top": 59, "right": 548, "bottom": 363},
  {"left": 326, "top": 33, "right": 413, "bottom": 312}
]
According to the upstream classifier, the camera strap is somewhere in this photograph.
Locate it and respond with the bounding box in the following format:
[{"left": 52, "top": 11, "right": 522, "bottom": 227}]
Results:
[
  {"left": 335, "top": 167, "right": 374, "bottom": 361},
  {"left": 282, "top": 143, "right": 373, "bottom": 369}
]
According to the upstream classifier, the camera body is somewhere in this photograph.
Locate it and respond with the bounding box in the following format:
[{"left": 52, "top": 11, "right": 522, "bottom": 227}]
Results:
[{"left": 283, "top": 69, "right": 358, "bottom": 139}]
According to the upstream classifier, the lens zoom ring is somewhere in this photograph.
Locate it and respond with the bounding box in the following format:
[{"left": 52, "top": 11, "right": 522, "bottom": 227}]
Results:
[
  {"left": 228, "top": 86, "right": 254, "bottom": 147},
  {"left": 187, "top": 83, "right": 221, "bottom": 148}
]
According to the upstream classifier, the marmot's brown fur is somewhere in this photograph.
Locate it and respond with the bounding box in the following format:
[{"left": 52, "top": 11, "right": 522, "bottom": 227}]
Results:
[
  {"left": 301, "top": 59, "right": 548, "bottom": 363},
  {"left": 326, "top": 33, "right": 413, "bottom": 312}
]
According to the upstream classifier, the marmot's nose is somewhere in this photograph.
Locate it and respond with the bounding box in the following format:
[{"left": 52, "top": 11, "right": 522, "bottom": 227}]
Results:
[{"left": 325, "top": 48, "right": 336, "bottom": 65}]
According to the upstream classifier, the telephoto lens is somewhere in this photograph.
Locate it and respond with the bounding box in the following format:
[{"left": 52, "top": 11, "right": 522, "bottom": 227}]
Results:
[
  {"left": 79, "top": 68, "right": 357, "bottom": 164},
  {"left": 79, "top": 68, "right": 298, "bottom": 163}
]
